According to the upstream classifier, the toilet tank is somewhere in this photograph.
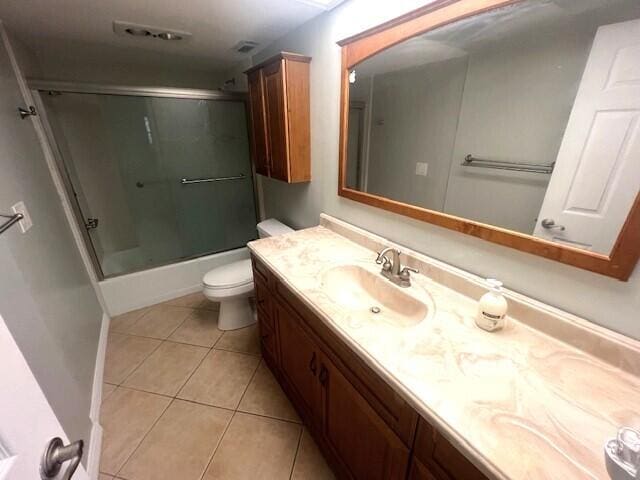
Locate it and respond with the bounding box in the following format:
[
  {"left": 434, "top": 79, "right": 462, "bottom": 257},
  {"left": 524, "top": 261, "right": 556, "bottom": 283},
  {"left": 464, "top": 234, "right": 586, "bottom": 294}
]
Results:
[{"left": 257, "top": 219, "right": 294, "bottom": 238}]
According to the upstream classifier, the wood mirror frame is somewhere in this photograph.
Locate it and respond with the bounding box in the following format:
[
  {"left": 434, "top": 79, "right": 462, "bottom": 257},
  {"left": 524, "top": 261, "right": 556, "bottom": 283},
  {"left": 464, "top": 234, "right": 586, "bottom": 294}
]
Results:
[{"left": 337, "top": 0, "right": 640, "bottom": 281}]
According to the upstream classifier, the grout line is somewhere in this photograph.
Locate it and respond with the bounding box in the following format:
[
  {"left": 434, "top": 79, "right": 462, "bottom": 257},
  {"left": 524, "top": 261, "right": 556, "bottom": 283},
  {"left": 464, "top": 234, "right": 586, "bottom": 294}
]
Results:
[
  {"left": 289, "top": 427, "right": 304, "bottom": 480},
  {"left": 112, "top": 396, "right": 173, "bottom": 478},
  {"left": 234, "top": 357, "right": 263, "bottom": 410},
  {"left": 173, "top": 343, "right": 216, "bottom": 399},
  {"left": 212, "top": 345, "right": 262, "bottom": 357},
  {"left": 115, "top": 337, "right": 165, "bottom": 387},
  {"left": 198, "top": 410, "right": 239, "bottom": 480}
]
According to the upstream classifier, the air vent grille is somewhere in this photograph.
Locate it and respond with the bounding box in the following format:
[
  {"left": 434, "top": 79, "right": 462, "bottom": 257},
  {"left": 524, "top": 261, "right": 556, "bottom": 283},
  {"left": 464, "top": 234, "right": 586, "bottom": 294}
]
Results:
[{"left": 235, "top": 41, "right": 259, "bottom": 54}]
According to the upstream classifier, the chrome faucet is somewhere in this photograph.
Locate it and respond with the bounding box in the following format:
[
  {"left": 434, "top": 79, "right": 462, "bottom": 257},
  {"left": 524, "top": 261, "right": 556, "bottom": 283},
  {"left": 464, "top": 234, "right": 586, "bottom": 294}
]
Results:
[{"left": 375, "top": 247, "right": 418, "bottom": 288}]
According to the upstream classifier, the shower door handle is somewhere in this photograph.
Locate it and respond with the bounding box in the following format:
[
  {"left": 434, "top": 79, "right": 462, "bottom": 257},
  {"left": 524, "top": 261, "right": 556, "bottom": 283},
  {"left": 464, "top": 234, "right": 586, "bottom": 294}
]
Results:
[{"left": 85, "top": 218, "right": 99, "bottom": 230}]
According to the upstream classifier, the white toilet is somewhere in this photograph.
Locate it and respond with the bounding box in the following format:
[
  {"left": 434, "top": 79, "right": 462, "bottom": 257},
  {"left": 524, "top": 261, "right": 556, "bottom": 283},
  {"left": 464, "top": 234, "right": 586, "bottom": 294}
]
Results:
[{"left": 202, "top": 219, "right": 293, "bottom": 330}]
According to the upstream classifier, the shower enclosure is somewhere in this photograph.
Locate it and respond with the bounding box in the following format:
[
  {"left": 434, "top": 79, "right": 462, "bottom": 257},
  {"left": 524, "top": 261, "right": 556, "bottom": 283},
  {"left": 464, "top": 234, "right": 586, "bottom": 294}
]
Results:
[{"left": 31, "top": 82, "right": 258, "bottom": 278}]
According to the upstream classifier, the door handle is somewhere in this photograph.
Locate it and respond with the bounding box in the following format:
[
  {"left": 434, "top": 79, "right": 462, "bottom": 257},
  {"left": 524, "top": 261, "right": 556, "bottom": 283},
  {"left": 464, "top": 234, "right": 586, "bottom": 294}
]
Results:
[
  {"left": 40, "top": 437, "right": 83, "bottom": 480},
  {"left": 541, "top": 218, "right": 565, "bottom": 231}
]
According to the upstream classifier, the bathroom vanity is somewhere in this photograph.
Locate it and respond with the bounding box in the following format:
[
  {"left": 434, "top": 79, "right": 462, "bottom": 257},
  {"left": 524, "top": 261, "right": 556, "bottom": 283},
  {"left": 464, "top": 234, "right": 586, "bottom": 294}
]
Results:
[{"left": 247, "top": 215, "right": 640, "bottom": 480}]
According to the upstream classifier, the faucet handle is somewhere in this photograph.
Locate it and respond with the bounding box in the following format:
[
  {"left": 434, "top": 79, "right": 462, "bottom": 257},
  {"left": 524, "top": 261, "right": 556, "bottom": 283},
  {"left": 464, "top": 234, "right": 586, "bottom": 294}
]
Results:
[{"left": 400, "top": 266, "right": 419, "bottom": 277}]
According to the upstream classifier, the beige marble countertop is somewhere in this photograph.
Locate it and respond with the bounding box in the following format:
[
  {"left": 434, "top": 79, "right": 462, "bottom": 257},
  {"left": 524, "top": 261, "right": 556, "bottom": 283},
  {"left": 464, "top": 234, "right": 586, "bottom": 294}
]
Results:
[{"left": 248, "top": 221, "right": 640, "bottom": 480}]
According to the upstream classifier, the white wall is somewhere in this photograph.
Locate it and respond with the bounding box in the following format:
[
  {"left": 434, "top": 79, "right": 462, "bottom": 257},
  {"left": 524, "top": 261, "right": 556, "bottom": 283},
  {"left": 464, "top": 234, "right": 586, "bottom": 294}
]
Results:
[
  {"left": 0, "top": 27, "right": 104, "bottom": 457},
  {"left": 34, "top": 52, "right": 226, "bottom": 89},
  {"left": 443, "top": 20, "right": 596, "bottom": 234},
  {"left": 365, "top": 57, "right": 468, "bottom": 211},
  {"left": 244, "top": 0, "right": 640, "bottom": 340}
]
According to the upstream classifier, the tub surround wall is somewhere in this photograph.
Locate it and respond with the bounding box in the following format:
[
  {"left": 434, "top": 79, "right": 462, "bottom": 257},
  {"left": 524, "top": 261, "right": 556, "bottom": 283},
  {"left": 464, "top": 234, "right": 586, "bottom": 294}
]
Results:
[
  {"left": 247, "top": 214, "right": 640, "bottom": 480},
  {"left": 242, "top": 0, "right": 640, "bottom": 340}
]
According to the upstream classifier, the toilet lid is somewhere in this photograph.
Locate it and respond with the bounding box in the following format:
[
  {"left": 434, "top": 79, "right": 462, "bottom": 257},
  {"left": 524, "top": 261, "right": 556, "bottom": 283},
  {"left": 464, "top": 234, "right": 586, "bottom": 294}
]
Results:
[{"left": 203, "top": 258, "right": 253, "bottom": 289}]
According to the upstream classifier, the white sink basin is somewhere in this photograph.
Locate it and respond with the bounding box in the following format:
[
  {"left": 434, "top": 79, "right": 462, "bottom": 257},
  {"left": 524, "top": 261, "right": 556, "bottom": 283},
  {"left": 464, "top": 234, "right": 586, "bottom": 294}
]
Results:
[{"left": 320, "top": 265, "right": 427, "bottom": 328}]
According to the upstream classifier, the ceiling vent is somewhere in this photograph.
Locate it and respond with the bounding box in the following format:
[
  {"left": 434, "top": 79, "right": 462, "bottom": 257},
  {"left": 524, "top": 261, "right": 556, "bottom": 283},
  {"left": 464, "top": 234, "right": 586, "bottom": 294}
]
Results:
[
  {"left": 234, "top": 41, "right": 259, "bottom": 54},
  {"left": 113, "top": 21, "right": 192, "bottom": 41}
]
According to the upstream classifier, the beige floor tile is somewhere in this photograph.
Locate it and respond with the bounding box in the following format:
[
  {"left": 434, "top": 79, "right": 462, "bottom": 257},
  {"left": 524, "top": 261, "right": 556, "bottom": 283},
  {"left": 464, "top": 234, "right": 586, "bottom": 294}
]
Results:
[
  {"left": 291, "top": 429, "right": 335, "bottom": 480},
  {"left": 126, "top": 305, "right": 192, "bottom": 339},
  {"left": 165, "top": 292, "right": 218, "bottom": 310},
  {"left": 100, "top": 387, "right": 170, "bottom": 475},
  {"left": 98, "top": 474, "right": 113, "bottom": 480},
  {"left": 178, "top": 349, "right": 260, "bottom": 409},
  {"left": 123, "top": 341, "right": 208, "bottom": 396},
  {"left": 203, "top": 412, "right": 301, "bottom": 480},
  {"left": 168, "top": 309, "right": 223, "bottom": 347},
  {"left": 238, "top": 362, "right": 300, "bottom": 422},
  {"left": 104, "top": 333, "right": 161, "bottom": 385},
  {"left": 215, "top": 323, "right": 261, "bottom": 355},
  {"left": 110, "top": 307, "right": 151, "bottom": 334},
  {"left": 120, "top": 400, "right": 232, "bottom": 480},
  {"left": 103, "top": 383, "right": 117, "bottom": 403}
]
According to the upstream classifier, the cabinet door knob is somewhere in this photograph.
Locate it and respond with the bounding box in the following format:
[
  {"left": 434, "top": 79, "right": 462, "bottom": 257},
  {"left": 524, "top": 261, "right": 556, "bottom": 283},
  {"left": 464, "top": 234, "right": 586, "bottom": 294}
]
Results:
[
  {"left": 309, "top": 352, "right": 317, "bottom": 375},
  {"left": 318, "top": 365, "right": 328, "bottom": 385}
]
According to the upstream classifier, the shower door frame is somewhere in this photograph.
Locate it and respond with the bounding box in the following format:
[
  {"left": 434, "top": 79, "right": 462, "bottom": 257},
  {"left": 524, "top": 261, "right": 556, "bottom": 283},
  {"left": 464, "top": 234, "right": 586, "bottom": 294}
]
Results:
[{"left": 30, "top": 80, "right": 260, "bottom": 281}]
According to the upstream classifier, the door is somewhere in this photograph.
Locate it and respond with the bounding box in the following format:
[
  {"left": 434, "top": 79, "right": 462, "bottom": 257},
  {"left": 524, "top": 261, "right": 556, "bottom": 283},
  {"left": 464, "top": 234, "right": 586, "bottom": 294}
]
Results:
[
  {"left": 263, "top": 59, "right": 290, "bottom": 181},
  {"left": 276, "top": 301, "right": 321, "bottom": 421},
  {"left": 0, "top": 314, "right": 88, "bottom": 480},
  {"left": 247, "top": 69, "right": 270, "bottom": 176},
  {"left": 534, "top": 19, "right": 640, "bottom": 253},
  {"left": 318, "top": 354, "right": 410, "bottom": 480}
]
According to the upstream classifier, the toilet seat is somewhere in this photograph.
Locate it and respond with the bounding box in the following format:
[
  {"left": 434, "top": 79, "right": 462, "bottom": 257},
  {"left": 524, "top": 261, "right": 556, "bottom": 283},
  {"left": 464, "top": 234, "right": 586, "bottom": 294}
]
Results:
[{"left": 203, "top": 258, "right": 253, "bottom": 290}]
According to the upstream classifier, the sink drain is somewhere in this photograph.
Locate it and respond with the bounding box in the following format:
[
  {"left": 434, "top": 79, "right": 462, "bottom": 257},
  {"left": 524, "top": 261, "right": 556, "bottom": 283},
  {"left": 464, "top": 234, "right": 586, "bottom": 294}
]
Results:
[{"left": 370, "top": 306, "right": 381, "bottom": 314}]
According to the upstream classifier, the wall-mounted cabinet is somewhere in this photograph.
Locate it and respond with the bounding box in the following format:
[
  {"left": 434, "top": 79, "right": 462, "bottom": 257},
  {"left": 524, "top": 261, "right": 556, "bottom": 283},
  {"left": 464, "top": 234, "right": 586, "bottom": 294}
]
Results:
[{"left": 245, "top": 52, "right": 311, "bottom": 183}]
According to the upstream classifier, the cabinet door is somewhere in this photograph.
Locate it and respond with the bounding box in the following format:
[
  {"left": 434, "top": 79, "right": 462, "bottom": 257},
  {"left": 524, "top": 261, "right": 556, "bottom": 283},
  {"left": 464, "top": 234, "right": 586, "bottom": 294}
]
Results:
[
  {"left": 409, "top": 459, "right": 438, "bottom": 480},
  {"left": 247, "top": 69, "right": 269, "bottom": 176},
  {"left": 262, "top": 59, "right": 290, "bottom": 181},
  {"left": 319, "top": 355, "right": 410, "bottom": 480},
  {"left": 276, "top": 300, "right": 320, "bottom": 420}
]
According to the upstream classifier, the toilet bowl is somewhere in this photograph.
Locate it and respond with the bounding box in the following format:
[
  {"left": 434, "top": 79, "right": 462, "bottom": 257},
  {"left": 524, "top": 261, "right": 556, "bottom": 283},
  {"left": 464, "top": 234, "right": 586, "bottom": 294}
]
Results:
[{"left": 202, "top": 219, "right": 293, "bottom": 330}]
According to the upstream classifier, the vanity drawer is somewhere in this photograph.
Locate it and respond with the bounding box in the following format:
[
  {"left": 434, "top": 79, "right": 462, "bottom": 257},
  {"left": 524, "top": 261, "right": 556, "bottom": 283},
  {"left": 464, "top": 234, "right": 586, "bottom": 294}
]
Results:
[
  {"left": 413, "top": 418, "right": 488, "bottom": 480},
  {"left": 274, "top": 277, "right": 418, "bottom": 446}
]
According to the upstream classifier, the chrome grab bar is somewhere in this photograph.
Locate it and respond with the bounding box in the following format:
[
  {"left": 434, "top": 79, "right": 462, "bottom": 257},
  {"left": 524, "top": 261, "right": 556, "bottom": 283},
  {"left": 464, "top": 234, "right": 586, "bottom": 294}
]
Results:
[
  {"left": 180, "top": 174, "right": 245, "bottom": 185},
  {"left": 0, "top": 213, "right": 24, "bottom": 235},
  {"left": 462, "top": 154, "right": 554, "bottom": 174}
]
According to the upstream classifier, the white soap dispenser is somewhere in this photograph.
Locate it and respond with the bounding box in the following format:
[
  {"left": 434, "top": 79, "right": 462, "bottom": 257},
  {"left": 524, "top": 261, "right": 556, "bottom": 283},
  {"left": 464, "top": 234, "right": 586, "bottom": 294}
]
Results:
[{"left": 476, "top": 279, "right": 507, "bottom": 332}]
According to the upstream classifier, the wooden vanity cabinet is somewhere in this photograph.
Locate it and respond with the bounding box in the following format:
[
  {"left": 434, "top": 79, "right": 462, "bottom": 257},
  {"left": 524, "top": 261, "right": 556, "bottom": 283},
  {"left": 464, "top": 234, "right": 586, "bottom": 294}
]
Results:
[
  {"left": 245, "top": 52, "right": 311, "bottom": 183},
  {"left": 250, "top": 255, "right": 489, "bottom": 480}
]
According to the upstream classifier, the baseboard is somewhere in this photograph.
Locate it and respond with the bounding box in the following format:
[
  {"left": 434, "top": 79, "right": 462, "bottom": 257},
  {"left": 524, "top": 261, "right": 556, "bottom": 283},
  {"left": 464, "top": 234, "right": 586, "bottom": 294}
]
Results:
[{"left": 86, "top": 312, "right": 110, "bottom": 479}]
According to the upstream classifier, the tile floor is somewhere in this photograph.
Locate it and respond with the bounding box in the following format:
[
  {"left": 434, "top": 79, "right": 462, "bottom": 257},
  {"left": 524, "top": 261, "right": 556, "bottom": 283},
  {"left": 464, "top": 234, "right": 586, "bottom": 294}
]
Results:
[{"left": 100, "top": 292, "right": 335, "bottom": 480}]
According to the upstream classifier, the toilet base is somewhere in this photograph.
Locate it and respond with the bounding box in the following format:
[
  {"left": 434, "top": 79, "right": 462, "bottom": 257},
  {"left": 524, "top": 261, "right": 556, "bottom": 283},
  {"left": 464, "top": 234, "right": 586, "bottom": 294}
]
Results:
[{"left": 217, "top": 297, "right": 257, "bottom": 331}]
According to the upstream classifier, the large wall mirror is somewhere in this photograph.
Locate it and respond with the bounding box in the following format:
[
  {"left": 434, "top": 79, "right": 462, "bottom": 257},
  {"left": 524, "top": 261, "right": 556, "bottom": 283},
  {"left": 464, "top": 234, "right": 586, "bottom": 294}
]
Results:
[{"left": 338, "top": 0, "right": 640, "bottom": 280}]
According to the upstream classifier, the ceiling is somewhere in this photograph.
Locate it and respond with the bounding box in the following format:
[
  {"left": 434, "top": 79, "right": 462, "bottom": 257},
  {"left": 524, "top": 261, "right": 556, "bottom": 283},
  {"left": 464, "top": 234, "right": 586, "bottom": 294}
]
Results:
[{"left": 0, "top": 0, "right": 337, "bottom": 75}]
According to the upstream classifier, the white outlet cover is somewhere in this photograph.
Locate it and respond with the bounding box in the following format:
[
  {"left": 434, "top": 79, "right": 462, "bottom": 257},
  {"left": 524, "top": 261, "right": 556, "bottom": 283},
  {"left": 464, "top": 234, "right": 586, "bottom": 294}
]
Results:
[
  {"left": 11, "top": 201, "right": 33, "bottom": 233},
  {"left": 415, "top": 162, "right": 428, "bottom": 176}
]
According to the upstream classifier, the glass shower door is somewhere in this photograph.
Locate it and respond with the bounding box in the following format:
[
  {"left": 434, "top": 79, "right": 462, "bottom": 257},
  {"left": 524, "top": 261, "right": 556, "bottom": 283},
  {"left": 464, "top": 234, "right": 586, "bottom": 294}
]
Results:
[{"left": 40, "top": 91, "right": 257, "bottom": 278}]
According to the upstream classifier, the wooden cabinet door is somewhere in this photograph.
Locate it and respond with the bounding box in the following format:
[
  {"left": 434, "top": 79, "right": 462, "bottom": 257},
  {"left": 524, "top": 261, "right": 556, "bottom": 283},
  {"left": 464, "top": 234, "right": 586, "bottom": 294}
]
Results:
[
  {"left": 276, "top": 300, "right": 320, "bottom": 420},
  {"left": 318, "top": 354, "right": 410, "bottom": 480},
  {"left": 262, "top": 59, "right": 289, "bottom": 181},
  {"left": 247, "top": 69, "right": 269, "bottom": 176},
  {"left": 409, "top": 459, "right": 438, "bottom": 480}
]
